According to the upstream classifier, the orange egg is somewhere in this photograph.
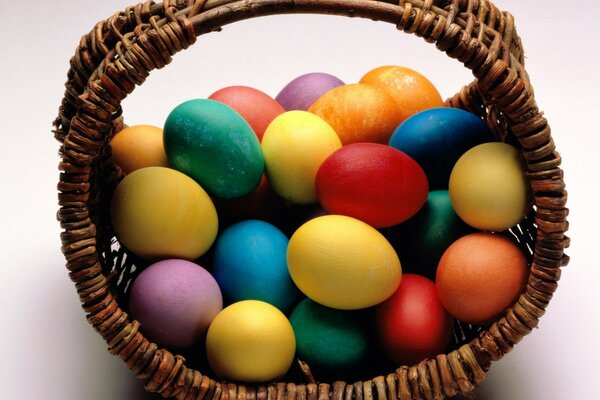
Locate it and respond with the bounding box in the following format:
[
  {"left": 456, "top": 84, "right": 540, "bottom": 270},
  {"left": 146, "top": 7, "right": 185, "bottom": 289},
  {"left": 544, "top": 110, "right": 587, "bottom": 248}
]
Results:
[
  {"left": 308, "top": 83, "right": 402, "bottom": 145},
  {"left": 436, "top": 232, "right": 528, "bottom": 325},
  {"left": 110, "top": 125, "right": 169, "bottom": 174},
  {"left": 360, "top": 65, "right": 444, "bottom": 124}
]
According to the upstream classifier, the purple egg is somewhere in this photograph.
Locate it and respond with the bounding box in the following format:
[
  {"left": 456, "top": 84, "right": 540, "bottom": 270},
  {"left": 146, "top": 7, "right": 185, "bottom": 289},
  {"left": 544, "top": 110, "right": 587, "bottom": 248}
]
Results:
[
  {"left": 128, "top": 259, "right": 223, "bottom": 350},
  {"left": 276, "top": 72, "right": 345, "bottom": 111}
]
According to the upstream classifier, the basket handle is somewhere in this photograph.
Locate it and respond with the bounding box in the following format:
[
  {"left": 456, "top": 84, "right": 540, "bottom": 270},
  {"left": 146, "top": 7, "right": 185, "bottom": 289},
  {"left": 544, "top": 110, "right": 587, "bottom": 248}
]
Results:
[
  {"left": 52, "top": 0, "right": 529, "bottom": 142},
  {"left": 55, "top": 1, "right": 568, "bottom": 399}
]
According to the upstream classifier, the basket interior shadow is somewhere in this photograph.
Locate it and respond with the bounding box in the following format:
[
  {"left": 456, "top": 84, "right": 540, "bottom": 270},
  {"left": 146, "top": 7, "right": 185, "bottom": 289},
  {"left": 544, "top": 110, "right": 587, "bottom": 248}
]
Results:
[{"left": 54, "top": 0, "right": 569, "bottom": 399}]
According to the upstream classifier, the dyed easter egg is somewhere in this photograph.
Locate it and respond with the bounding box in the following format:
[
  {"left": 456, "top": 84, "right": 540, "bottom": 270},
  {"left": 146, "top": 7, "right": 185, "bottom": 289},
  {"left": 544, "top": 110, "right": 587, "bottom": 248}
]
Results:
[
  {"left": 261, "top": 111, "right": 342, "bottom": 204},
  {"left": 163, "top": 99, "right": 264, "bottom": 199},
  {"left": 287, "top": 215, "right": 402, "bottom": 310},
  {"left": 316, "top": 143, "right": 429, "bottom": 228},
  {"left": 208, "top": 85, "right": 285, "bottom": 141},
  {"left": 449, "top": 142, "right": 531, "bottom": 231},
  {"left": 206, "top": 300, "right": 296, "bottom": 382},
  {"left": 110, "top": 125, "right": 170, "bottom": 174},
  {"left": 360, "top": 65, "right": 444, "bottom": 124},
  {"left": 128, "top": 259, "right": 223, "bottom": 349},
  {"left": 276, "top": 72, "right": 345, "bottom": 111},
  {"left": 308, "top": 83, "right": 402, "bottom": 144},
  {"left": 389, "top": 107, "right": 494, "bottom": 189},
  {"left": 110, "top": 167, "right": 218, "bottom": 261},
  {"left": 436, "top": 232, "right": 529, "bottom": 325},
  {"left": 289, "top": 298, "right": 370, "bottom": 374},
  {"left": 376, "top": 274, "right": 453, "bottom": 365},
  {"left": 387, "top": 190, "right": 473, "bottom": 280},
  {"left": 212, "top": 220, "right": 298, "bottom": 311}
]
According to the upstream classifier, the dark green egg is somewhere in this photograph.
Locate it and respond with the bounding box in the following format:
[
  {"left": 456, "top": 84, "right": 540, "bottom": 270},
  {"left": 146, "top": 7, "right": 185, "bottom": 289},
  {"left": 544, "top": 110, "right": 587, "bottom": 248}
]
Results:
[
  {"left": 387, "top": 190, "right": 474, "bottom": 280},
  {"left": 164, "top": 99, "right": 264, "bottom": 199},
  {"left": 289, "top": 298, "right": 371, "bottom": 376}
]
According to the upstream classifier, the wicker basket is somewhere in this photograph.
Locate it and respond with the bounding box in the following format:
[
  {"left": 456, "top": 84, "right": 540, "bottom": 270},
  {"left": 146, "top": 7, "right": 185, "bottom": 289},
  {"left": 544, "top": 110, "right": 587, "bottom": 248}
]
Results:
[{"left": 53, "top": 0, "right": 569, "bottom": 398}]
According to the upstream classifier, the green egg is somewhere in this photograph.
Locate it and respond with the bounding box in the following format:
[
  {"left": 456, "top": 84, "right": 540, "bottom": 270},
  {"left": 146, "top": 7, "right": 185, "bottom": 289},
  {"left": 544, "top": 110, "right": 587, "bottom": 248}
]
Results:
[
  {"left": 164, "top": 99, "right": 264, "bottom": 199},
  {"left": 387, "top": 190, "right": 474, "bottom": 280},
  {"left": 289, "top": 298, "right": 371, "bottom": 377}
]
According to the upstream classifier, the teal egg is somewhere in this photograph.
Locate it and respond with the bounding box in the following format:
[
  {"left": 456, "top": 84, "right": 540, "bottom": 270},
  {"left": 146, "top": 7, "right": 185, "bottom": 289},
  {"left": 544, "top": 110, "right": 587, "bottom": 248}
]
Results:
[
  {"left": 387, "top": 190, "right": 473, "bottom": 280},
  {"left": 164, "top": 99, "right": 264, "bottom": 199},
  {"left": 289, "top": 298, "right": 371, "bottom": 377}
]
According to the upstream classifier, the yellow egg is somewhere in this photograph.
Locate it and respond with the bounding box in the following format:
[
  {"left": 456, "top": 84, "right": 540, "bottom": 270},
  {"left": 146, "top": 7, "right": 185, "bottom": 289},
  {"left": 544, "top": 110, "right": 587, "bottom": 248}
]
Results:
[
  {"left": 110, "top": 166, "right": 218, "bottom": 261},
  {"left": 287, "top": 215, "right": 402, "bottom": 310},
  {"left": 110, "top": 125, "right": 170, "bottom": 174},
  {"left": 449, "top": 142, "right": 531, "bottom": 231},
  {"left": 261, "top": 110, "right": 342, "bottom": 204},
  {"left": 205, "top": 300, "right": 296, "bottom": 382}
]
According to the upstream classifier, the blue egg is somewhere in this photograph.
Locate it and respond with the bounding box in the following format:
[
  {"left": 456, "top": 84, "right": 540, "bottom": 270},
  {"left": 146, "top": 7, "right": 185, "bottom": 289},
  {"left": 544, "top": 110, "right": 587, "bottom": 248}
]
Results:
[
  {"left": 212, "top": 220, "right": 298, "bottom": 311},
  {"left": 388, "top": 107, "right": 494, "bottom": 189}
]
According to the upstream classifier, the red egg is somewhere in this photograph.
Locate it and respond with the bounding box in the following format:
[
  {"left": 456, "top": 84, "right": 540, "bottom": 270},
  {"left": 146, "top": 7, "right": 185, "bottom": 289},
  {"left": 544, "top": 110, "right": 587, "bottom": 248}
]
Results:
[
  {"left": 316, "top": 143, "right": 429, "bottom": 228},
  {"left": 376, "top": 274, "right": 453, "bottom": 365},
  {"left": 208, "top": 85, "right": 285, "bottom": 141}
]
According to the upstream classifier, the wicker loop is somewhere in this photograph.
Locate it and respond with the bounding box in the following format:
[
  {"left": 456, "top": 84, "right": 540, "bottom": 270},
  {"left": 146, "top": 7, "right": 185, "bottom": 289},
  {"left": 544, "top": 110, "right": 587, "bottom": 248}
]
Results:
[{"left": 54, "top": 1, "right": 568, "bottom": 398}]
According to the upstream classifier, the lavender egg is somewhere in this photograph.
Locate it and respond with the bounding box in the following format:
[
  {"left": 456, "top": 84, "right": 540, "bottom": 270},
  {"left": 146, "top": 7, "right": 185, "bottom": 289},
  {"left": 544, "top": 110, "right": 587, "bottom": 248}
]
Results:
[
  {"left": 128, "top": 259, "right": 223, "bottom": 350},
  {"left": 276, "top": 72, "right": 344, "bottom": 111}
]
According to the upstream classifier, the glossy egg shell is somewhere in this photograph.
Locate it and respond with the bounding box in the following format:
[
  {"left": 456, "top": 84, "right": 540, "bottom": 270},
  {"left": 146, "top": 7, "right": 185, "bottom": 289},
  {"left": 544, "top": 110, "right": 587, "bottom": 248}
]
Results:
[
  {"left": 128, "top": 259, "right": 223, "bottom": 350},
  {"left": 308, "top": 83, "right": 403, "bottom": 145},
  {"left": 360, "top": 65, "right": 444, "bottom": 124},
  {"left": 109, "top": 124, "right": 170, "bottom": 174},
  {"left": 376, "top": 274, "right": 453, "bottom": 365},
  {"left": 276, "top": 72, "right": 345, "bottom": 111},
  {"left": 205, "top": 300, "right": 296, "bottom": 382},
  {"left": 449, "top": 142, "right": 531, "bottom": 231},
  {"left": 212, "top": 220, "right": 298, "bottom": 311},
  {"left": 436, "top": 232, "right": 529, "bottom": 325},
  {"left": 109, "top": 167, "right": 218, "bottom": 261},
  {"left": 316, "top": 143, "right": 429, "bottom": 228},
  {"left": 388, "top": 107, "right": 494, "bottom": 189},
  {"left": 287, "top": 215, "right": 402, "bottom": 310},
  {"left": 289, "top": 298, "right": 371, "bottom": 374},
  {"left": 261, "top": 110, "right": 342, "bottom": 204},
  {"left": 163, "top": 98, "right": 264, "bottom": 199},
  {"left": 209, "top": 85, "right": 285, "bottom": 141}
]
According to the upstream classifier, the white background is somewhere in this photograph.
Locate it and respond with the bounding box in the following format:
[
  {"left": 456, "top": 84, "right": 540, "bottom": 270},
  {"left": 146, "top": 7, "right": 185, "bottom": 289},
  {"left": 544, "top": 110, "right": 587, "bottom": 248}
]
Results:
[{"left": 1, "top": 0, "right": 598, "bottom": 399}]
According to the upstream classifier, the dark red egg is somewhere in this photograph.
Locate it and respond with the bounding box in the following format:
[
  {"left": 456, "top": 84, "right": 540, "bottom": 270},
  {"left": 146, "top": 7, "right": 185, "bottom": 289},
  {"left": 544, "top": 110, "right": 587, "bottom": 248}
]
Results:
[
  {"left": 376, "top": 274, "right": 453, "bottom": 365},
  {"left": 316, "top": 143, "right": 428, "bottom": 228}
]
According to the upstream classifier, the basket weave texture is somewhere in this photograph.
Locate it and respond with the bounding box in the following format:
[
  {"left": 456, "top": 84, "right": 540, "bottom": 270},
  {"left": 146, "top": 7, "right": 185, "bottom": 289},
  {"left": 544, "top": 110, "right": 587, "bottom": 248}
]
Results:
[{"left": 53, "top": 0, "right": 569, "bottom": 399}]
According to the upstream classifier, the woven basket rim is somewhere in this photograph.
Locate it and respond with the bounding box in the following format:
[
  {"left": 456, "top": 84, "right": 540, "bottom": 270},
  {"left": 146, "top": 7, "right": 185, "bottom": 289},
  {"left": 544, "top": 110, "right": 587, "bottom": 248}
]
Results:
[{"left": 54, "top": 1, "right": 569, "bottom": 399}]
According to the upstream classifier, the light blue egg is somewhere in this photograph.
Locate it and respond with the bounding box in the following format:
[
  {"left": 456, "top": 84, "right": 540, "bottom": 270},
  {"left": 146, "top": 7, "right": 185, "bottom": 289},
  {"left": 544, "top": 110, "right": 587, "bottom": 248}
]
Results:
[{"left": 212, "top": 220, "right": 298, "bottom": 311}]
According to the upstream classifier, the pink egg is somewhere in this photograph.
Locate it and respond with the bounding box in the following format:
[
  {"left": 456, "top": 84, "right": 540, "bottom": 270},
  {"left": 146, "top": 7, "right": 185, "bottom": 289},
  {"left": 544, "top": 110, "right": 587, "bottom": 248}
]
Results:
[{"left": 128, "top": 259, "right": 223, "bottom": 349}]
